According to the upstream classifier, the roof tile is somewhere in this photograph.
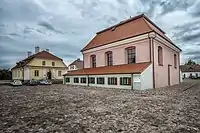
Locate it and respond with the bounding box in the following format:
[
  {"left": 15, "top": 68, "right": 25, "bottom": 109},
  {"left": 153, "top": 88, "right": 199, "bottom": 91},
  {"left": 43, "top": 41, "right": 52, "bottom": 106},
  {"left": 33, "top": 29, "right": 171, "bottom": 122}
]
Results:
[
  {"left": 81, "top": 14, "right": 181, "bottom": 52},
  {"left": 64, "top": 62, "right": 151, "bottom": 76}
]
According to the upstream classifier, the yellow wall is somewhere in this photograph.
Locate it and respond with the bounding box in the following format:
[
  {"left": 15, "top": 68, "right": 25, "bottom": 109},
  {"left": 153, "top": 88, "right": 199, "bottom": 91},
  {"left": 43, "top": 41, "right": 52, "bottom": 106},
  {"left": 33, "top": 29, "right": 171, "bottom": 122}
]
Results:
[
  {"left": 12, "top": 58, "right": 67, "bottom": 80},
  {"left": 28, "top": 58, "right": 66, "bottom": 68},
  {"left": 29, "top": 67, "right": 67, "bottom": 80},
  {"left": 30, "top": 67, "right": 43, "bottom": 80},
  {"left": 12, "top": 68, "right": 23, "bottom": 80}
]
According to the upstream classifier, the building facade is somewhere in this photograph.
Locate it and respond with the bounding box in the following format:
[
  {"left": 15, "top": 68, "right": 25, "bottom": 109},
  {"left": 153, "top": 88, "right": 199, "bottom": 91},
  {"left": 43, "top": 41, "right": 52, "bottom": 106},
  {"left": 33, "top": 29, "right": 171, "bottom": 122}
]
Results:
[
  {"left": 68, "top": 58, "right": 84, "bottom": 71},
  {"left": 181, "top": 65, "right": 200, "bottom": 79},
  {"left": 12, "top": 47, "right": 67, "bottom": 81},
  {"left": 63, "top": 14, "right": 181, "bottom": 90}
]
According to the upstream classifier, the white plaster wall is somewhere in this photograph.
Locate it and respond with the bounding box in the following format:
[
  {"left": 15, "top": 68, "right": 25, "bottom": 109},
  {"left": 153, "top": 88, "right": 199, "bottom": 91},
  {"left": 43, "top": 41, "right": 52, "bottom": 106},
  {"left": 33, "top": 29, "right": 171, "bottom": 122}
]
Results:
[
  {"left": 132, "top": 74, "right": 141, "bottom": 90},
  {"left": 42, "top": 68, "right": 46, "bottom": 79},
  {"left": 24, "top": 67, "right": 30, "bottom": 80},
  {"left": 141, "top": 64, "right": 153, "bottom": 90},
  {"left": 180, "top": 71, "right": 183, "bottom": 82}
]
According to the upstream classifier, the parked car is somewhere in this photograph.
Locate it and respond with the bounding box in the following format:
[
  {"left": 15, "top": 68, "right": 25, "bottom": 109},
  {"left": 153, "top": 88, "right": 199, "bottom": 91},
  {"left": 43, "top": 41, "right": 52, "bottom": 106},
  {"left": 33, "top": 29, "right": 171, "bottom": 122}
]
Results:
[
  {"left": 10, "top": 80, "right": 23, "bottom": 86},
  {"left": 38, "top": 79, "right": 52, "bottom": 85},
  {"left": 24, "top": 80, "right": 38, "bottom": 86}
]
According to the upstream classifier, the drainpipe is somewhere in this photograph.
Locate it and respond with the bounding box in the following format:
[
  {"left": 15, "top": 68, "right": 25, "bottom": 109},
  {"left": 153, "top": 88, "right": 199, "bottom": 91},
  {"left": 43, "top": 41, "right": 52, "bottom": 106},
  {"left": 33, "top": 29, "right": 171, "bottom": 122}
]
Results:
[
  {"left": 131, "top": 74, "right": 133, "bottom": 90},
  {"left": 148, "top": 33, "right": 156, "bottom": 89}
]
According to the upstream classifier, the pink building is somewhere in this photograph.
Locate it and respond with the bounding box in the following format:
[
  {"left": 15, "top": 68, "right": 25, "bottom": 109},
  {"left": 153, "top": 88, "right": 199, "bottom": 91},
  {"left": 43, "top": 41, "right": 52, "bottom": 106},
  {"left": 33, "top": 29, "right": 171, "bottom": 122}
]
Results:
[{"left": 63, "top": 14, "right": 181, "bottom": 90}]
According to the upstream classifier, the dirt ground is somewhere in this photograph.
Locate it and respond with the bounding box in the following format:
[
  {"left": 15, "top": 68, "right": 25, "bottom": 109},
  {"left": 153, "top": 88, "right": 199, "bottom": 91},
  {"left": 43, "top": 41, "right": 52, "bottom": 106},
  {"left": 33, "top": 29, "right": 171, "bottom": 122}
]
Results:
[{"left": 0, "top": 81, "right": 200, "bottom": 133}]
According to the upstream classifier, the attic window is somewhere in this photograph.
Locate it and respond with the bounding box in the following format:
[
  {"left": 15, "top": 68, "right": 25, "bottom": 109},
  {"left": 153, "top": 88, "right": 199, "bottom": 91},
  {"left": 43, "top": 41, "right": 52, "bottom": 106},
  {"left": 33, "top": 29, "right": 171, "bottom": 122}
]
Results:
[{"left": 111, "top": 27, "right": 116, "bottom": 31}]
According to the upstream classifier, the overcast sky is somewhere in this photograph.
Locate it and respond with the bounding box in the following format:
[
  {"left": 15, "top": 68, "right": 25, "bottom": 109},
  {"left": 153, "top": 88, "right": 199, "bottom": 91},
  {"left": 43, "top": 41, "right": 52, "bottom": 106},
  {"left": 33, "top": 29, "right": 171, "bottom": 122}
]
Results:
[{"left": 1, "top": 0, "right": 200, "bottom": 69}]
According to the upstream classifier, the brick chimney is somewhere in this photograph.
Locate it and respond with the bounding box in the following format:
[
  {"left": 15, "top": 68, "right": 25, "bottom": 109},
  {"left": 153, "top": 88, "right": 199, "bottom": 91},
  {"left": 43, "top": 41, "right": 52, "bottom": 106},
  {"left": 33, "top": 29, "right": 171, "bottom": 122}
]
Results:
[{"left": 35, "top": 46, "right": 40, "bottom": 53}]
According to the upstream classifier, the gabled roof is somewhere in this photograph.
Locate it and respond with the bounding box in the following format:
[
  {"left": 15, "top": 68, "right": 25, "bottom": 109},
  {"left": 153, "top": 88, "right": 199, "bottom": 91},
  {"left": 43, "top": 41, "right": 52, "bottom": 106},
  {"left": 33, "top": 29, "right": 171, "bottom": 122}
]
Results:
[
  {"left": 180, "top": 64, "right": 200, "bottom": 72},
  {"left": 11, "top": 51, "right": 63, "bottom": 70},
  {"left": 69, "top": 58, "right": 84, "bottom": 69},
  {"left": 81, "top": 14, "right": 181, "bottom": 52},
  {"left": 63, "top": 62, "right": 150, "bottom": 76}
]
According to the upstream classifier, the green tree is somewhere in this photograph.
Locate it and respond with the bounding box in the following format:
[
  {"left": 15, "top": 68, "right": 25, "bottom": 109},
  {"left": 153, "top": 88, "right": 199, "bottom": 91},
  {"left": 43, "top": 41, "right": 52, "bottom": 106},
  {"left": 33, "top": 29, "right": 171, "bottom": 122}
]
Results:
[
  {"left": 0, "top": 69, "right": 12, "bottom": 80},
  {"left": 185, "top": 59, "right": 196, "bottom": 65}
]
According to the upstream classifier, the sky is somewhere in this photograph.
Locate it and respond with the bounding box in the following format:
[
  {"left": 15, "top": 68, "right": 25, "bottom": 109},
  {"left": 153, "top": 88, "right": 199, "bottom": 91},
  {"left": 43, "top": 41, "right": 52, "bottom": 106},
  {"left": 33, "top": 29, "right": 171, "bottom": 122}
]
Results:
[{"left": 1, "top": 0, "right": 200, "bottom": 69}]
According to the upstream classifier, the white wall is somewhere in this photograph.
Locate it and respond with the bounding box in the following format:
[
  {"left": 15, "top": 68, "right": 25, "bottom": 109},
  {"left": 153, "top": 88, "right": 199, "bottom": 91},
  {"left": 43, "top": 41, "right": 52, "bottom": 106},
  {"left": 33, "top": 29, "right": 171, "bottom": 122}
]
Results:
[
  {"left": 141, "top": 64, "right": 153, "bottom": 90},
  {"left": 68, "top": 65, "right": 77, "bottom": 71},
  {"left": 24, "top": 66, "right": 30, "bottom": 80},
  {"left": 182, "top": 72, "right": 200, "bottom": 78},
  {"left": 133, "top": 74, "right": 141, "bottom": 90}
]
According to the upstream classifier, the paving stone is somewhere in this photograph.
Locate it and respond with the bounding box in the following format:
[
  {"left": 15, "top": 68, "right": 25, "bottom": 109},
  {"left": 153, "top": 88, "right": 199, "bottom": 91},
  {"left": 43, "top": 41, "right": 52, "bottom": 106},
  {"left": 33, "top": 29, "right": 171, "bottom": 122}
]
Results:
[{"left": 0, "top": 81, "right": 199, "bottom": 132}]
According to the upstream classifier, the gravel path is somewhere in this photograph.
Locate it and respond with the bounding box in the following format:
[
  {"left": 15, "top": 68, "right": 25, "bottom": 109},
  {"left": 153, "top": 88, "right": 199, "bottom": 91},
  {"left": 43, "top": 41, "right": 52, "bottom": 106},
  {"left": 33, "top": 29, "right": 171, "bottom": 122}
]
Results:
[{"left": 0, "top": 81, "right": 200, "bottom": 133}]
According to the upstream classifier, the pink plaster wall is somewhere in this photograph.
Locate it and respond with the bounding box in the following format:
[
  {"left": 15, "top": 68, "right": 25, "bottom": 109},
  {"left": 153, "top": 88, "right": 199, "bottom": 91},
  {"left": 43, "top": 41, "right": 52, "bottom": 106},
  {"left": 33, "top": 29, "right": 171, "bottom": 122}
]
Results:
[
  {"left": 153, "top": 39, "right": 180, "bottom": 88},
  {"left": 83, "top": 39, "right": 150, "bottom": 68}
]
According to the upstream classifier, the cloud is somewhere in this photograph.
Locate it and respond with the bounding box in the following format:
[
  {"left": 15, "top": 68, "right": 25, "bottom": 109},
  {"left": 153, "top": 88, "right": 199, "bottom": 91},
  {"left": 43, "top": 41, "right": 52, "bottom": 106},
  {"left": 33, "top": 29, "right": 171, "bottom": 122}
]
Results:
[
  {"left": 37, "top": 17, "right": 63, "bottom": 34},
  {"left": 0, "top": 0, "right": 200, "bottom": 68}
]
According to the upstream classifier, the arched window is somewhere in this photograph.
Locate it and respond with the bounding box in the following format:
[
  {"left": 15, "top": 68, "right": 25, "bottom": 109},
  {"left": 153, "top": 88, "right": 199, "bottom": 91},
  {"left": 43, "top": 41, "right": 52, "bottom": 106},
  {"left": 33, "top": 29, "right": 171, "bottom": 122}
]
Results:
[
  {"left": 91, "top": 55, "right": 96, "bottom": 68},
  {"left": 126, "top": 46, "right": 136, "bottom": 64},
  {"left": 158, "top": 46, "right": 163, "bottom": 65},
  {"left": 105, "top": 51, "right": 113, "bottom": 66},
  {"left": 174, "top": 54, "right": 177, "bottom": 68}
]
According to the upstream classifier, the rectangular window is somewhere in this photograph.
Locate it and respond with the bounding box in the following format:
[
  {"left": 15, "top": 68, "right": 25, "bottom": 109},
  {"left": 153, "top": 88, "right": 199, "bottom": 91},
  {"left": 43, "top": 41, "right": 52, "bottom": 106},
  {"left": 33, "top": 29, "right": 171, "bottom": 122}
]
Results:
[
  {"left": 52, "top": 62, "right": 55, "bottom": 66},
  {"left": 106, "top": 52, "right": 113, "bottom": 66},
  {"left": 81, "top": 77, "right": 87, "bottom": 84},
  {"left": 127, "top": 48, "right": 136, "bottom": 64},
  {"left": 91, "top": 55, "right": 96, "bottom": 68},
  {"left": 174, "top": 54, "right": 177, "bottom": 68},
  {"left": 74, "top": 77, "right": 79, "bottom": 83},
  {"left": 89, "top": 77, "right": 95, "bottom": 84},
  {"left": 42, "top": 61, "right": 46, "bottom": 66},
  {"left": 66, "top": 77, "right": 70, "bottom": 83},
  {"left": 120, "top": 77, "right": 131, "bottom": 86},
  {"left": 34, "top": 70, "right": 39, "bottom": 77},
  {"left": 58, "top": 71, "right": 62, "bottom": 76},
  {"left": 97, "top": 77, "right": 105, "bottom": 84},
  {"left": 108, "top": 77, "right": 117, "bottom": 85}
]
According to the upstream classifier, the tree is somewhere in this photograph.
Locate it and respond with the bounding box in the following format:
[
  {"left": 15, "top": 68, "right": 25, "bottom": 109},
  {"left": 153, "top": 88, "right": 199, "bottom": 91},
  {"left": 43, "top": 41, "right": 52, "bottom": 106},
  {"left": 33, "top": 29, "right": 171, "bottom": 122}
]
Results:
[
  {"left": 185, "top": 59, "right": 196, "bottom": 65},
  {"left": 0, "top": 69, "right": 12, "bottom": 80}
]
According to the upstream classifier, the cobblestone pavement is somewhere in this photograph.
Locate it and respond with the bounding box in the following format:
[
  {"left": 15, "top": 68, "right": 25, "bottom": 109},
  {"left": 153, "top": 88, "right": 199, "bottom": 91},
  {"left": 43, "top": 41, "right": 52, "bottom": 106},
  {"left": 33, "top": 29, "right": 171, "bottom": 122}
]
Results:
[{"left": 0, "top": 81, "right": 200, "bottom": 133}]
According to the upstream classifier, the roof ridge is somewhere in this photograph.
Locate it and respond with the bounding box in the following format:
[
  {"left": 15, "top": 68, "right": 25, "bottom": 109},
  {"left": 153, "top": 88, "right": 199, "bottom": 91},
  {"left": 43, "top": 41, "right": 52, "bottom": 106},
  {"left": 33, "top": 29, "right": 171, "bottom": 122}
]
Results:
[
  {"left": 96, "top": 14, "right": 145, "bottom": 34},
  {"left": 142, "top": 17, "right": 154, "bottom": 32},
  {"left": 142, "top": 15, "right": 165, "bottom": 34}
]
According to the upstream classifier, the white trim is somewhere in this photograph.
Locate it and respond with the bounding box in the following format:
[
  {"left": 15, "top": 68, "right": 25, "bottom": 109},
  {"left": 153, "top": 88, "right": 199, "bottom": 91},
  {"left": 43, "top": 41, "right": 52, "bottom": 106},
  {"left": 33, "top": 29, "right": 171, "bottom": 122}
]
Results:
[
  {"left": 24, "top": 66, "right": 30, "bottom": 80},
  {"left": 155, "top": 33, "right": 181, "bottom": 52}
]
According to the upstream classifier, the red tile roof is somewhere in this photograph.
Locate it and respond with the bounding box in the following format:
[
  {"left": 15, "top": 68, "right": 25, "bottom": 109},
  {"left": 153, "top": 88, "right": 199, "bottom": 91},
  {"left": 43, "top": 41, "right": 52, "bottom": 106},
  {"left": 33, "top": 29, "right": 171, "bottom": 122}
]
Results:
[
  {"left": 11, "top": 51, "right": 63, "bottom": 70},
  {"left": 81, "top": 14, "right": 181, "bottom": 52},
  {"left": 180, "top": 65, "right": 200, "bottom": 72},
  {"left": 63, "top": 62, "right": 151, "bottom": 76}
]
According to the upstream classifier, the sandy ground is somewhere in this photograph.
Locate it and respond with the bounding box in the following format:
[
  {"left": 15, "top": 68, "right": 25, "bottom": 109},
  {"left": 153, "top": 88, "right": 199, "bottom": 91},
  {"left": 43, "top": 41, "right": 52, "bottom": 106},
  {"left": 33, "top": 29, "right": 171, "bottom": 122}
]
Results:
[{"left": 0, "top": 81, "right": 200, "bottom": 133}]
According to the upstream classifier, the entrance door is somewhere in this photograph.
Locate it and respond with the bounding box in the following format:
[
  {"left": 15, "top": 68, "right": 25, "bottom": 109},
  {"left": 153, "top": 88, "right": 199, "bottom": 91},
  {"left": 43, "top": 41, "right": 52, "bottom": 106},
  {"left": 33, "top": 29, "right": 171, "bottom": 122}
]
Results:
[
  {"left": 47, "top": 70, "right": 52, "bottom": 80},
  {"left": 168, "top": 65, "right": 171, "bottom": 86}
]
